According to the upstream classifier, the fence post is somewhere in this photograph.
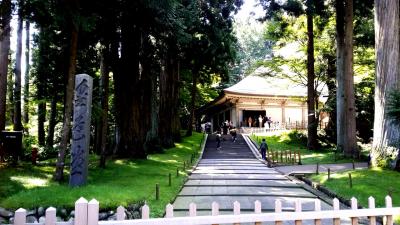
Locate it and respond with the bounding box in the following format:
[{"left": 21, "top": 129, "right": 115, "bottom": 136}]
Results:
[
  {"left": 116, "top": 206, "right": 125, "bottom": 220},
  {"left": 165, "top": 204, "right": 174, "bottom": 218},
  {"left": 368, "top": 197, "right": 376, "bottom": 225},
  {"left": 156, "top": 183, "right": 160, "bottom": 200},
  {"left": 255, "top": 200, "right": 262, "bottom": 225},
  {"left": 385, "top": 196, "right": 393, "bottom": 225},
  {"left": 75, "top": 197, "right": 88, "bottom": 225},
  {"left": 233, "top": 201, "right": 240, "bottom": 225},
  {"left": 14, "top": 208, "right": 26, "bottom": 225},
  {"left": 328, "top": 168, "right": 331, "bottom": 180},
  {"left": 211, "top": 202, "right": 219, "bottom": 225},
  {"left": 88, "top": 199, "right": 99, "bottom": 225},
  {"left": 349, "top": 173, "right": 353, "bottom": 188},
  {"left": 333, "top": 198, "right": 340, "bottom": 225},
  {"left": 189, "top": 203, "right": 197, "bottom": 217},
  {"left": 142, "top": 203, "right": 150, "bottom": 219},
  {"left": 295, "top": 199, "right": 302, "bottom": 225},
  {"left": 45, "top": 207, "right": 56, "bottom": 225},
  {"left": 314, "top": 199, "right": 322, "bottom": 225},
  {"left": 275, "top": 200, "right": 282, "bottom": 225},
  {"left": 298, "top": 151, "right": 301, "bottom": 165},
  {"left": 350, "top": 197, "right": 358, "bottom": 225},
  {"left": 285, "top": 151, "right": 288, "bottom": 163},
  {"left": 316, "top": 163, "right": 319, "bottom": 175}
]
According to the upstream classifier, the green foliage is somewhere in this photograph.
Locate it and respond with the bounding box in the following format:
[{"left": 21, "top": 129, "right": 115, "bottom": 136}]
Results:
[
  {"left": 0, "top": 132, "right": 204, "bottom": 218},
  {"left": 21, "top": 135, "right": 37, "bottom": 158},
  {"left": 387, "top": 90, "right": 400, "bottom": 126}
]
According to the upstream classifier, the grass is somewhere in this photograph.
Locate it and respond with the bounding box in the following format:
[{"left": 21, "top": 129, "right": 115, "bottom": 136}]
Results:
[
  {"left": 309, "top": 167, "right": 400, "bottom": 223},
  {"left": 0, "top": 132, "right": 205, "bottom": 218},
  {"left": 250, "top": 131, "right": 358, "bottom": 164}
]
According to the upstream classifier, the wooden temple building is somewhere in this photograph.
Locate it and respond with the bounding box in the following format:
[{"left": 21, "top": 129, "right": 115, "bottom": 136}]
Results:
[{"left": 197, "top": 75, "right": 320, "bottom": 132}]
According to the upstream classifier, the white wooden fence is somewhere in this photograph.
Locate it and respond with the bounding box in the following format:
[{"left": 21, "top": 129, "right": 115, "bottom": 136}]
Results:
[{"left": 9, "top": 196, "right": 400, "bottom": 225}]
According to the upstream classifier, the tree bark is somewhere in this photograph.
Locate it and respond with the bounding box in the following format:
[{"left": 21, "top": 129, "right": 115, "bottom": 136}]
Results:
[
  {"left": 54, "top": 25, "right": 79, "bottom": 181},
  {"left": 306, "top": 8, "right": 318, "bottom": 150},
  {"left": 46, "top": 96, "right": 58, "bottom": 150},
  {"left": 372, "top": 0, "right": 400, "bottom": 168},
  {"left": 112, "top": 10, "right": 149, "bottom": 158},
  {"left": 38, "top": 101, "right": 46, "bottom": 145},
  {"left": 7, "top": 71, "right": 13, "bottom": 127},
  {"left": 36, "top": 28, "right": 47, "bottom": 146},
  {"left": 23, "top": 21, "right": 30, "bottom": 125},
  {"left": 13, "top": 0, "right": 24, "bottom": 132},
  {"left": 99, "top": 47, "right": 109, "bottom": 168},
  {"left": 0, "top": 0, "right": 12, "bottom": 131},
  {"left": 336, "top": 0, "right": 357, "bottom": 157},
  {"left": 186, "top": 73, "right": 197, "bottom": 136},
  {"left": 159, "top": 57, "right": 181, "bottom": 147}
]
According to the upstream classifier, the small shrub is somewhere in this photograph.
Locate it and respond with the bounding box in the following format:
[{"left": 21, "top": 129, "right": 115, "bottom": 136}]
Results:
[
  {"left": 285, "top": 130, "right": 308, "bottom": 146},
  {"left": 22, "top": 135, "right": 38, "bottom": 160}
]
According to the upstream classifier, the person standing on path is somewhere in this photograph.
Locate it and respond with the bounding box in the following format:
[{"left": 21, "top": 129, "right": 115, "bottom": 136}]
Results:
[
  {"left": 216, "top": 132, "right": 222, "bottom": 150},
  {"left": 230, "top": 127, "right": 237, "bottom": 142},
  {"left": 259, "top": 138, "right": 268, "bottom": 160}
]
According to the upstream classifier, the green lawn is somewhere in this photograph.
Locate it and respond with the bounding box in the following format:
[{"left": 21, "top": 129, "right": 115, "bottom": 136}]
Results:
[
  {"left": 250, "top": 131, "right": 357, "bottom": 164},
  {"left": 0, "top": 132, "right": 205, "bottom": 217},
  {"left": 310, "top": 168, "right": 400, "bottom": 207},
  {"left": 309, "top": 168, "right": 400, "bottom": 223}
]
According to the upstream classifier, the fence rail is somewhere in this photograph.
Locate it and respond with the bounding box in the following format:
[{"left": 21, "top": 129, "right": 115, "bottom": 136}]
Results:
[
  {"left": 267, "top": 150, "right": 301, "bottom": 165},
  {"left": 7, "top": 196, "right": 399, "bottom": 225}
]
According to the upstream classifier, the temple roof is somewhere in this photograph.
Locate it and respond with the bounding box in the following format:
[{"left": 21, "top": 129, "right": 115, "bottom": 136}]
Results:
[{"left": 224, "top": 75, "right": 308, "bottom": 97}]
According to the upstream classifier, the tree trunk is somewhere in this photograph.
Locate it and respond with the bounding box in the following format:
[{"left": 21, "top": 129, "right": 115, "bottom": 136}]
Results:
[
  {"left": 36, "top": 29, "right": 47, "bottom": 146},
  {"left": 112, "top": 12, "right": 149, "bottom": 158},
  {"left": 46, "top": 96, "right": 58, "bottom": 149},
  {"left": 336, "top": 0, "right": 357, "bottom": 157},
  {"left": 186, "top": 73, "right": 197, "bottom": 137},
  {"left": 159, "top": 56, "right": 181, "bottom": 147},
  {"left": 144, "top": 60, "right": 162, "bottom": 154},
  {"left": 7, "top": 72, "right": 13, "bottom": 126},
  {"left": 99, "top": 47, "right": 109, "bottom": 168},
  {"left": 54, "top": 26, "right": 79, "bottom": 182},
  {"left": 372, "top": 0, "right": 400, "bottom": 168},
  {"left": 23, "top": 21, "right": 30, "bottom": 125},
  {"left": 38, "top": 101, "right": 46, "bottom": 146},
  {"left": 306, "top": 9, "right": 317, "bottom": 150},
  {"left": 0, "top": 0, "right": 12, "bottom": 131},
  {"left": 13, "top": 0, "right": 23, "bottom": 132}
]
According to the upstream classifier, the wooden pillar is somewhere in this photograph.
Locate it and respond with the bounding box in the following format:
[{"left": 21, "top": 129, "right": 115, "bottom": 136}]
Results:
[
  {"left": 302, "top": 103, "right": 306, "bottom": 128},
  {"left": 281, "top": 101, "right": 286, "bottom": 124}
]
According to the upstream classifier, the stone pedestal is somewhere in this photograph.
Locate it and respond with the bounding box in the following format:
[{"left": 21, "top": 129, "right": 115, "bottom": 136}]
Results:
[{"left": 69, "top": 74, "right": 93, "bottom": 187}]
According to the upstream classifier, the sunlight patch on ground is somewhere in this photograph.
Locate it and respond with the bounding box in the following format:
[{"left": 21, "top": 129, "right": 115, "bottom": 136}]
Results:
[{"left": 10, "top": 176, "right": 49, "bottom": 188}]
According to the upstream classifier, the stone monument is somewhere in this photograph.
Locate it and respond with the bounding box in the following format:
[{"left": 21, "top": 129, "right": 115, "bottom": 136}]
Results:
[{"left": 70, "top": 74, "right": 93, "bottom": 187}]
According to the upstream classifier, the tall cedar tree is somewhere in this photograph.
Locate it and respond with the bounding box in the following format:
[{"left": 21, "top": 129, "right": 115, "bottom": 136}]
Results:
[
  {"left": 13, "top": 0, "right": 24, "bottom": 132},
  {"left": 259, "top": 0, "right": 324, "bottom": 150},
  {"left": 336, "top": 0, "right": 357, "bottom": 156},
  {"left": 23, "top": 21, "right": 30, "bottom": 125},
  {"left": 372, "top": 0, "right": 400, "bottom": 169},
  {"left": 54, "top": 0, "right": 80, "bottom": 181},
  {"left": 0, "top": 0, "right": 12, "bottom": 131}
]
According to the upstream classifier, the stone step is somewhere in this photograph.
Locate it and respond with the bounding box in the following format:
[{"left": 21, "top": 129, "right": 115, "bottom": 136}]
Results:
[
  {"left": 184, "top": 179, "right": 298, "bottom": 187},
  {"left": 178, "top": 186, "right": 315, "bottom": 198},
  {"left": 192, "top": 169, "right": 279, "bottom": 174},
  {"left": 189, "top": 173, "right": 287, "bottom": 180},
  {"left": 173, "top": 196, "right": 330, "bottom": 211}
]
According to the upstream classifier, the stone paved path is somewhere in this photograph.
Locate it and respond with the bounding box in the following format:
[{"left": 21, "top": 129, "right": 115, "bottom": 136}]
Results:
[{"left": 172, "top": 134, "right": 351, "bottom": 224}]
